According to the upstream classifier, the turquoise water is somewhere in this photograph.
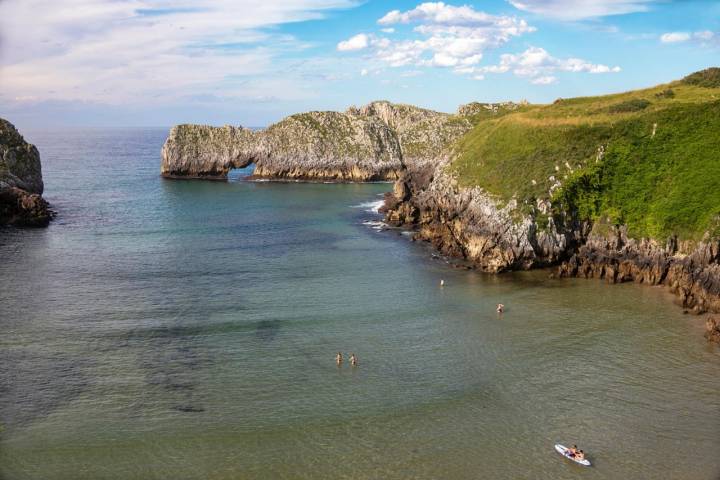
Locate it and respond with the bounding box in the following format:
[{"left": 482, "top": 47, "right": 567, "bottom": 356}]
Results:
[{"left": 1, "top": 128, "right": 719, "bottom": 480}]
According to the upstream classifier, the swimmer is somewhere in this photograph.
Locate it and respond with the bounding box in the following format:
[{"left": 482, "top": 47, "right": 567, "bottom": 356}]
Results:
[
  {"left": 440, "top": 279, "right": 445, "bottom": 287},
  {"left": 350, "top": 353, "right": 358, "bottom": 367},
  {"left": 496, "top": 303, "right": 505, "bottom": 313},
  {"left": 336, "top": 352, "right": 343, "bottom": 366}
]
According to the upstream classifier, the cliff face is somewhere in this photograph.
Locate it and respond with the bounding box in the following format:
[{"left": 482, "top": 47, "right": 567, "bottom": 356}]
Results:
[
  {"left": 0, "top": 118, "right": 51, "bottom": 227},
  {"left": 161, "top": 101, "right": 471, "bottom": 182},
  {"left": 383, "top": 164, "right": 584, "bottom": 272},
  {"left": 557, "top": 229, "right": 720, "bottom": 314}
]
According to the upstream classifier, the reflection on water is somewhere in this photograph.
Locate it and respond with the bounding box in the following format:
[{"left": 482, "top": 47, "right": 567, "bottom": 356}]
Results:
[{"left": 0, "top": 128, "right": 718, "bottom": 480}]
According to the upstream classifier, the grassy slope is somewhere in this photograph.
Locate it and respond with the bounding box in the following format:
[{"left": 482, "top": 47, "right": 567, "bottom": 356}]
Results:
[{"left": 451, "top": 69, "right": 720, "bottom": 241}]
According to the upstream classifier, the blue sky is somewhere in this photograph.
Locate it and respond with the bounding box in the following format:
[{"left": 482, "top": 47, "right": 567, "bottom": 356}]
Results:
[{"left": 0, "top": 0, "right": 718, "bottom": 128}]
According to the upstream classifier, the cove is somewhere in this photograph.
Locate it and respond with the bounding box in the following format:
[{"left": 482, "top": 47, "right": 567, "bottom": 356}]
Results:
[{"left": 1, "top": 128, "right": 718, "bottom": 480}]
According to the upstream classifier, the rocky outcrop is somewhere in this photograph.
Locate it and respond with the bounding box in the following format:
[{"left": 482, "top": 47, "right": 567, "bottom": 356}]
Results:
[
  {"left": 385, "top": 165, "right": 720, "bottom": 311},
  {"left": 383, "top": 164, "right": 585, "bottom": 272},
  {"left": 456, "top": 100, "right": 526, "bottom": 117},
  {"left": 161, "top": 101, "right": 471, "bottom": 182},
  {"left": 384, "top": 164, "right": 720, "bottom": 342},
  {"left": 0, "top": 118, "right": 51, "bottom": 227},
  {"left": 557, "top": 228, "right": 720, "bottom": 315},
  {"left": 706, "top": 317, "right": 720, "bottom": 343}
]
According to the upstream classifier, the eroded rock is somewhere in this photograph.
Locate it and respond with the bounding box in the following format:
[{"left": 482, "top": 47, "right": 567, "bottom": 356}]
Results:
[
  {"left": 1, "top": 118, "right": 51, "bottom": 227},
  {"left": 160, "top": 101, "right": 472, "bottom": 182}
]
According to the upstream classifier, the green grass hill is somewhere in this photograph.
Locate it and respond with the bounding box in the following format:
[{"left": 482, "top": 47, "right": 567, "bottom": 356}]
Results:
[{"left": 450, "top": 68, "right": 720, "bottom": 241}]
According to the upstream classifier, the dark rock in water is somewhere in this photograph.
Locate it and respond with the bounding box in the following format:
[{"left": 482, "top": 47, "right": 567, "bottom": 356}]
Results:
[
  {"left": 0, "top": 118, "right": 52, "bottom": 227},
  {"left": 705, "top": 317, "right": 720, "bottom": 343},
  {"left": 0, "top": 186, "right": 52, "bottom": 227},
  {"left": 173, "top": 405, "right": 205, "bottom": 413}
]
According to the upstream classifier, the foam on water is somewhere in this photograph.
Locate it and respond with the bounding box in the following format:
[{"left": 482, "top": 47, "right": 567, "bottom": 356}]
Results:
[{"left": 352, "top": 198, "right": 385, "bottom": 213}]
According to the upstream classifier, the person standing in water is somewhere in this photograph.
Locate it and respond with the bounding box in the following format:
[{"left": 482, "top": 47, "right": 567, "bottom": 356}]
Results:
[
  {"left": 496, "top": 303, "right": 504, "bottom": 313},
  {"left": 336, "top": 352, "right": 343, "bottom": 366},
  {"left": 350, "top": 353, "right": 358, "bottom": 367}
]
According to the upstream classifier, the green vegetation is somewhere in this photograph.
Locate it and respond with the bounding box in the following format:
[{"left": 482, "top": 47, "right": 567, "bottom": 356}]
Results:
[
  {"left": 655, "top": 88, "right": 675, "bottom": 99},
  {"left": 607, "top": 98, "right": 651, "bottom": 113},
  {"left": 682, "top": 67, "right": 720, "bottom": 88},
  {"left": 451, "top": 68, "right": 720, "bottom": 240}
]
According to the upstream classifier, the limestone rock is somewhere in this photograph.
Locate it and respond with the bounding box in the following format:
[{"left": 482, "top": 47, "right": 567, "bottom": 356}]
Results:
[
  {"left": 160, "top": 101, "right": 472, "bottom": 182},
  {"left": 705, "top": 317, "right": 720, "bottom": 343},
  {"left": 383, "top": 164, "right": 580, "bottom": 272},
  {"left": 0, "top": 118, "right": 51, "bottom": 226}
]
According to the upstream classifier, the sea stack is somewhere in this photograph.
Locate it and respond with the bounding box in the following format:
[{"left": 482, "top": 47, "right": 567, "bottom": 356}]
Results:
[{"left": 0, "top": 118, "right": 52, "bottom": 227}]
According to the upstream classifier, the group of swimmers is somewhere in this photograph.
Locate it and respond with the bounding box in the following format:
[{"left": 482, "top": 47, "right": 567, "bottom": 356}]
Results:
[
  {"left": 335, "top": 352, "right": 358, "bottom": 367},
  {"left": 567, "top": 445, "right": 585, "bottom": 460}
]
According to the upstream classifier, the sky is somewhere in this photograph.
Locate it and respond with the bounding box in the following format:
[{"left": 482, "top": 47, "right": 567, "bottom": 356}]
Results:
[{"left": 0, "top": 0, "right": 718, "bottom": 128}]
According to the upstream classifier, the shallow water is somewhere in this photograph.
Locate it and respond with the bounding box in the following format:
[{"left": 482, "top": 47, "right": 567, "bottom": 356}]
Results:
[{"left": 1, "top": 128, "right": 718, "bottom": 480}]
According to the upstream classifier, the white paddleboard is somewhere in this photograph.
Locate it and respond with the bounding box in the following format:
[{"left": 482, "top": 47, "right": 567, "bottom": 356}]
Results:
[{"left": 555, "top": 444, "right": 591, "bottom": 466}]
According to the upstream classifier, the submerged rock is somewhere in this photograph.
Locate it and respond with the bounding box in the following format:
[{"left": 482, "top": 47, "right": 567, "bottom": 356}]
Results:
[
  {"left": 705, "top": 317, "right": 720, "bottom": 343},
  {"left": 0, "top": 118, "right": 51, "bottom": 227}
]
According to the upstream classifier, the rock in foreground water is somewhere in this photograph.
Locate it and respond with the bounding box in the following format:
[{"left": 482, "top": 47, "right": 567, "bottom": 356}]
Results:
[{"left": 0, "top": 118, "right": 51, "bottom": 227}]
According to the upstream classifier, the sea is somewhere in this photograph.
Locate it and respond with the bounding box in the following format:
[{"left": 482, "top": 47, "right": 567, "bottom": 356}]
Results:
[{"left": 1, "top": 127, "right": 718, "bottom": 480}]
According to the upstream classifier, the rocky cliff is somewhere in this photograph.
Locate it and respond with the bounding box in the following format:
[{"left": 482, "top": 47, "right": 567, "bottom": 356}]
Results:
[
  {"left": 161, "top": 101, "right": 471, "bottom": 182},
  {"left": 382, "top": 69, "right": 720, "bottom": 342},
  {"left": 0, "top": 118, "right": 51, "bottom": 227},
  {"left": 383, "top": 164, "right": 584, "bottom": 273}
]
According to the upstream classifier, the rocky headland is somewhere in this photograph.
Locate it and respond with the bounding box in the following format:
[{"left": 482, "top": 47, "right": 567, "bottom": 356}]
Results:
[
  {"left": 160, "top": 101, "right": 472, "bottom": 182},
  {"left": 0, "top": 118, "right": 51, "bottom": 227},
  {"left": 382, "top": 69, "right": 720, "bottom": 343},
  {"left": 161, "top": 69, "right": 720, "bottom": 342}
]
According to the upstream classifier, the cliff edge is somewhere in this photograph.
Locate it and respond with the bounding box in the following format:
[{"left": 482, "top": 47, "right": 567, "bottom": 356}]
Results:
[{"left": 0, "top": 119, "right": 51, "bottom": 227}]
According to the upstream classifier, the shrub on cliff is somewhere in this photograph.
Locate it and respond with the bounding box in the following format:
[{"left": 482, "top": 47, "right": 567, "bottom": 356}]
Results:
[
  {"left": 682, "top": 67, "right": 720, "bottom": 88},
  {"left": 607, "top": 98, "right": 651, "bottom": 113}
]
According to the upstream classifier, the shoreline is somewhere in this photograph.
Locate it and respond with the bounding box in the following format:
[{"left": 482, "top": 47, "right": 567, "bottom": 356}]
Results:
[{"left": 380, "top": 178, "right": 720, "bottom": 342}]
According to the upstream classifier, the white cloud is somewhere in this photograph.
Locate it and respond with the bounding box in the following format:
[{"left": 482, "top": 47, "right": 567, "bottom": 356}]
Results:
[
  {"left": 337, "top": 33, "right": 369, "bottom": 51},
  {"left": 379, "top": 2, "right": 500, "bottom": 25},
  {"left": 660, "top": 32, "right": 691, "bottom": 43},
  {"left": 460, "top": 46, "right": 620, "bottom": 84},
  {"left": 380, "top": 27, "right": 395, "bottom": 33},
  {"left": 508, "top": 0, "right": 657, "bottom": 20},
  {"left": 694, "top": 30, "right": 715, "bottom": 41},
  {"left": 360, "top": 68, "right": 369, "bottom": 76},
  {"left": 531, "top": 75, "right": 557, "bottom": 84},
  {"left": 500, "top": 47, "right": 620, "bottom": 77},
  {"left": 339, "top": 2, "right": 534, "bottom": 75},
  {"left": 0, "top": 0, "right": 357, "bottom": 106},
  {"left": 660, "top": 30, "right": 717, "bottom": 46},
  {"left": 339, "top": 4, "right": 621, "bottom": 85}
]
